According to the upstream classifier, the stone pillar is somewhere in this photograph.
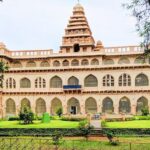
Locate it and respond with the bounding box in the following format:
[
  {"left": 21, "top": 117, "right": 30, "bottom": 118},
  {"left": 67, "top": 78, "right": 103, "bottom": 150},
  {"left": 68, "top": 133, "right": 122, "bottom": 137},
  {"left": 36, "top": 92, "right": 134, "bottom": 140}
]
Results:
[
  {"left": 131, "top": 105, "right": 136, "bottom": 115},
  {"left": 46, "top": 104, "right": 50, "bottom": 114},
  {"left": 114, "top": 105, "right": 119, "bottom": 114},
  {"left": 97, "top": 105, "right": 102, "bottom": 114},
  {"left": 16, "top": 104, "right": 20, "bottom": 116},
  {"left": 63, "top": 105, "right": 67, "bottom": 115},
  {"left": 80, "top": 104, "right": 85, "bottom": 115}
]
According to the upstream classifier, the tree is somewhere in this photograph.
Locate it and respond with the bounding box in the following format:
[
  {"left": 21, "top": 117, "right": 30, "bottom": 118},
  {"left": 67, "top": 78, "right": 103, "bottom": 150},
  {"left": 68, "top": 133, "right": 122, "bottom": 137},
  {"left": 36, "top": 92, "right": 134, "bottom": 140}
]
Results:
[
  {"left": 0, "top": 61, "right": 8, "bottom": 88},
  {"left": 124, "top": 0, "right": 150, "bottom": 53},
  {"left": 19, "top": 106, "right": 34, "bottom": 124}
]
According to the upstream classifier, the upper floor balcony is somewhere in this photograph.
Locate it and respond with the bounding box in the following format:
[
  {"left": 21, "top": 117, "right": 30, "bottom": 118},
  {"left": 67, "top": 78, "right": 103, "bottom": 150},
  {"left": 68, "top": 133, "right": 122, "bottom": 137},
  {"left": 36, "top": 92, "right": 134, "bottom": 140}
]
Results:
[{"left": 63, "top": 85, "right": 82, "bottom": 91}]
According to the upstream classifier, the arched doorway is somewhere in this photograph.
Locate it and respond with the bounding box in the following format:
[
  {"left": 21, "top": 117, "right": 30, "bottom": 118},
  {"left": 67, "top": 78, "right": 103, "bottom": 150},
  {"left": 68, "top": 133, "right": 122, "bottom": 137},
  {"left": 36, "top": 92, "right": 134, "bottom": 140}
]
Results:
[
  {"left": 6, "top": 98, "right": 16, "bottom": 116},
  {"left": 36, "top": 98, "right": 46, "bottom": 116},
  {"left": 119, "top": 97, "right": 131, "bottom": 114},
  {"left": 21, "top": 98, "right": 31, "bottom": 109},
  {"left": 136, "top": 97, "right": 148, "bottom": 114},
  {"left": 67, "top": 98, "right": 80, "bottom": 115},
  {"left": 102, "top": 97, "right": 114, "bottom": 113},
  {"left": 51, "top": 98, "right": 62, "bottom": 115},
  {"left": 85, "top": 98, "right": 97, "bottom": 114}
]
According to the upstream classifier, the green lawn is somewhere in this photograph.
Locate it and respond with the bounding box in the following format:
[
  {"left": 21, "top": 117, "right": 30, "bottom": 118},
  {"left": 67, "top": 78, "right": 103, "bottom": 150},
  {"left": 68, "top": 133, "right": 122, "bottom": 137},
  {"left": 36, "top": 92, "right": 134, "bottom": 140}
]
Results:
[
  {"left": 106, "top": 120, "right": 150, "bottom": 128},
  {"left": 0, "top": 120, "right": 79, "bottom": 128},
  {"left": 1, "top": 137, "right": 150, "bottom": 150}
]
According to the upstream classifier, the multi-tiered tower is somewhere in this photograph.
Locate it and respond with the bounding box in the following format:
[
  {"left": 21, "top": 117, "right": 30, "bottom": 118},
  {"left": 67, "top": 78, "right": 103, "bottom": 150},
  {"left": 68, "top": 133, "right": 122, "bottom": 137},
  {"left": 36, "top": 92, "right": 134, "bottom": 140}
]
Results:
[{"left": 60, "top": 3, "right": 97, "bottom": 53}]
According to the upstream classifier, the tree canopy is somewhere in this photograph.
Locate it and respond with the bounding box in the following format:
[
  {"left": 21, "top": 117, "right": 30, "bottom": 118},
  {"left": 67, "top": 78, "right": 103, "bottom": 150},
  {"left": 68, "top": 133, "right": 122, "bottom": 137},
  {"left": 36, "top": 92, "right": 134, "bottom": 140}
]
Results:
[{"left": 124, "top": 0, "right": 150, "bottom": 52}]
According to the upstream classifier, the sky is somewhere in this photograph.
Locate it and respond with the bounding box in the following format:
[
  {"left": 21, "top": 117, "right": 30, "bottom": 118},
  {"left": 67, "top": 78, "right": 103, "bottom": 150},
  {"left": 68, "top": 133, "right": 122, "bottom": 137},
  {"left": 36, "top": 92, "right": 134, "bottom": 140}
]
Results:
[{"left": 0, "top": 0, "right": 142, "bottom": 52}]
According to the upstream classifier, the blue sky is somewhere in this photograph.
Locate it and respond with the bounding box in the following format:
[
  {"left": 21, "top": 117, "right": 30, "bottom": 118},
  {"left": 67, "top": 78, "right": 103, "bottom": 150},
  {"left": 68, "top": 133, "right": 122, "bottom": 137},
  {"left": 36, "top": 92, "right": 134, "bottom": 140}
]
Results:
[{"left": 0, "top": 0, "right": 141, "bottom": 52}]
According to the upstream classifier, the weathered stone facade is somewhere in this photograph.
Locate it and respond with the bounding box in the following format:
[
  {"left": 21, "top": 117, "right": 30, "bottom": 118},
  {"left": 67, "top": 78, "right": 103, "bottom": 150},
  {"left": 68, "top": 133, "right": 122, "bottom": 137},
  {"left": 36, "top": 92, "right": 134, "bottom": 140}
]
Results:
[{"left": 0, "top": 4, "right": 150, "bottom": 118}]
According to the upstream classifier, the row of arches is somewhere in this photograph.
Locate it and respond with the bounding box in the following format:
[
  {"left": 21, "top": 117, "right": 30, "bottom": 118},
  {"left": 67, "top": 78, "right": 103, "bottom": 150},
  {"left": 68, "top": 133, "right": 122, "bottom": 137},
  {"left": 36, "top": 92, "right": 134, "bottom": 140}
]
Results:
[
  {"left": 6, "top": 96, "right": 149, "bottom": 116},
  {"left": 12, "top": 56, "right": 147, "bottom": 68},
  {"left": 6, "top": 73, "right": 149, "bottom": 89}
]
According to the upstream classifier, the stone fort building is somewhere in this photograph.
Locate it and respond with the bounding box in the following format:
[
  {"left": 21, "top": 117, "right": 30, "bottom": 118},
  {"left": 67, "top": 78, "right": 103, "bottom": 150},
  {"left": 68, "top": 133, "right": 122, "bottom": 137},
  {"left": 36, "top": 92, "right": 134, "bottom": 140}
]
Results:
[{"left": 0, "top": 3, "right": 149, "bottom": 118}]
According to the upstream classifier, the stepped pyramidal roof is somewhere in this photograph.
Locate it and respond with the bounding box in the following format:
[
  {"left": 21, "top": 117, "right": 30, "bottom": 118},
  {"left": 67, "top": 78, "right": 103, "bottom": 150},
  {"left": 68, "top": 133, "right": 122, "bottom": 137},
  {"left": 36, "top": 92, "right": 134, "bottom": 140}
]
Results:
[{"left": 60, "top": 3, "right": 103, "bottom": 53}]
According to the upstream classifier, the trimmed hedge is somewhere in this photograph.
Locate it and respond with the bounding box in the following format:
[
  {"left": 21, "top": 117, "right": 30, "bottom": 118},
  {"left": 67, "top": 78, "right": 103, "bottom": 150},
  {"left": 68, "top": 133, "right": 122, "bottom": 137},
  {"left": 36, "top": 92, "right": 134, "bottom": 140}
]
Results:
[
  {"left": 62, "top": 116, "right": 86, "bottom": 121},
  {"left": 1, "top": 128, "right": 150, "bottom": 137}
]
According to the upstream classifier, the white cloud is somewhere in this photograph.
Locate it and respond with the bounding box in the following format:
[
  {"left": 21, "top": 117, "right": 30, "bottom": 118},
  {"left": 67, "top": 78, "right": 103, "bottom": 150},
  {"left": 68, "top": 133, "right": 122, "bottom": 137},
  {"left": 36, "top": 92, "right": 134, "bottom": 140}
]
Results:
[{"left": 0, "top": 0, "right": 141, "bottom": 51}]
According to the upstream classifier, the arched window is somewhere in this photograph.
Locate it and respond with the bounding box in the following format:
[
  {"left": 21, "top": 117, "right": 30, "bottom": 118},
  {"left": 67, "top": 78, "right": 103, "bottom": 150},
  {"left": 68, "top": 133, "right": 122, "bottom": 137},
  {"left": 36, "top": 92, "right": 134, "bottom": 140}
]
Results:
[
  {"left": 84, "top": 75, "right": 98, "bottom": 87},
  {"left": 12, "top": 61, "right": 22, "bottom": 68},
  {"left": 36, "top": 98, "right": 46, "bottom": 115},
  {"left": 136, "top": 97, "right": 148, "bottom": 114},
  {"left": 135, "top": 73, "right": 149, "bottom": 86},
  {"left": 21, "top": 98, "right": 31, "bottom": 109},
  {"left": 81, "top": 59, "right": 89, "bottom": 66},
  {"left": 50, "top": 76, "right": 62, "bottom": 88},
  {"left": 118, "top": 57, "right": 130, "bottom": 64},
  {"left": 103, "top": 59, "right": 114, "bottom": 65},
  {"left": 67, "top": 98, "right": 80, "bottom": 114},
  {"left": 85, "top": 97, "right": 97, "bottom": 114},
  {"left": 20, "top": 78, "right": 31, "bottom": 88},
  {"left": 6, "top": 78, "right": 16, "bottom": 89},
  {"left": 71, "top": 59, "right": 79, "bottom": 66},
  {"left": 103, "top": 75, "right": 114, "bottom": 87},
  {"left": 91, "top": 59, "right": 99, "bottom": 65},
  {"left": 74, "top": 44, "right": 80, "bottom": 52},
  {"left": 6, "top": 98, "right": 16, "bottom": 115},
  {"left": 102, "top": 97, "right": 114, "bottom": 113},
  {"left": 68, "top": 76, "right": 79, "bottom": 85},
  {"left": 53, "top": 60, "right": 60, "bottom": 67},
  {"left": 62, "top": 60, "right": 69, "bottom": 66},
  {"left": 40, "top": 61, "right": 50, "bottom": 67},
  {"left": 35, "top": 77, "right": 46, "bottom": 88},
  {"left": 26, "top": 61, "right": 36, "bottom": 67},
  {"left": 119, "top": 74, "right": 131, "bottom": 86},
  {"left": 134, "top": 56, "right": 145, "bottom": 64},
  {"left": 119, "top": 97, "right": 131, "bottom": 113}
]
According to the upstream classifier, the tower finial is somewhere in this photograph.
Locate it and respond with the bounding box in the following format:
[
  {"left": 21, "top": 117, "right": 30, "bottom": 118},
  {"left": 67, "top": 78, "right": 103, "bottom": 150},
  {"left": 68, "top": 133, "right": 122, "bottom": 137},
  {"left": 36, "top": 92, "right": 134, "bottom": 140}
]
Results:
[{"left": 77, "top": 0, "right": 80, "bottom": 4}]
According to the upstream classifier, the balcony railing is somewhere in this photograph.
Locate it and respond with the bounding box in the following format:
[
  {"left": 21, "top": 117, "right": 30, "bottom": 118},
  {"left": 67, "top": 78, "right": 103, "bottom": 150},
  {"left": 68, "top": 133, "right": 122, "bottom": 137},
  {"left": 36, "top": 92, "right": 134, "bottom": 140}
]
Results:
[{"left": 63, "top": 85, "right": 82, "bottom": 90}]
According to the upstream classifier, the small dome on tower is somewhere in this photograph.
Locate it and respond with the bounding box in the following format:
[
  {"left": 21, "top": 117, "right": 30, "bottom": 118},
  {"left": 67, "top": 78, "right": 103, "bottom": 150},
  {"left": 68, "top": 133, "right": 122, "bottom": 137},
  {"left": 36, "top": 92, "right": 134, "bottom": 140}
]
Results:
[
  {"left": 96, "top": 40, "right": 104, "bottom": 48},
  {"left": 73, "top": 3, "right": 84, "bottom": 12},
  {"left": 0, "top": 42, "right": 6, "bottom": 49}
]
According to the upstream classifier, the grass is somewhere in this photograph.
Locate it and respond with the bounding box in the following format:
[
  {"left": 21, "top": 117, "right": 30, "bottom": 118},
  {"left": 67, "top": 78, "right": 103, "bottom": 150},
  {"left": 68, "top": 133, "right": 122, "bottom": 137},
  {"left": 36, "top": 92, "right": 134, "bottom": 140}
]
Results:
[
  {"left": 1, "top": 137, "right": 150, "bottom": 150},
  {"left": 106, "top": 120, "right": 150, "bottom": 128},
  {"left": 0, "top": 120, "right": 79, "bottom": 128}
]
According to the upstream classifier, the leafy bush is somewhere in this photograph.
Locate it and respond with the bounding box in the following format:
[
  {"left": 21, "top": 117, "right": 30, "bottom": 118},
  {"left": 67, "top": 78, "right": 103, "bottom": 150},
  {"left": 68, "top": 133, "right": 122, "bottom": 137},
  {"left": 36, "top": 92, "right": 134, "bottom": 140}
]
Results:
[
  {"left": 110, "top": 140, "right": 120, "bottom": 146},
  {"left": 62, "top": 115, "right": 86, "bottom": 121},
  {"left": 135, "top": 116, "right": 150, "bottom": 120},
  {"left": 124, "top": 117, "right": 135, "bottom": 121},
  {"left": 56, "top": 108, "right": 63, "bottom": 118},
  {"left": 141, "top": 107, "right": 149, "bottom": 116},
  {"left": 8, "top": 117, "right": 19, "bottom": 121},
  {"left": 78, "top": 120, "right": 88, "bottom": 129},
  {"left": 101, "top": 120, "right": 107, "bottom": 127},
  {"left": 42, "top": 113, "right": 50, "bottom": 123},
  {"left": 19, "top": 106, "right": 34, "bottom": 124}
]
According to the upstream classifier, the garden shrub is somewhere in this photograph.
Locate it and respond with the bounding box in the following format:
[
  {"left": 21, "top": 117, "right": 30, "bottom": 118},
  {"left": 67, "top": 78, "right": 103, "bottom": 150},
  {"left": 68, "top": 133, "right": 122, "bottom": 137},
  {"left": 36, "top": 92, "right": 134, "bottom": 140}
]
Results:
[
  {"left": 78, "top": 120, "right": 88, "bottom": 128},
  {"left": 42, "top": 113, "right": 50, "bottom": 123},
  {"left": 101, "top": 120, "right": 107, "bottom": 127},
  {"left": 62, "top": 115, "right": 86, "bottom": 121},
  {"left": 141, "top": 107, "right": 149, "bottom": 116},
  {"left": 56, "top": 108, "right": 63, "bottom": 118},
  {"left": 124, "top": 117, "right": 135, "bottom": 121},
  {"left": 19, "top": 106, "right": 34, "bottom": 124},
  {"left": 8, "top": 116, "right": 19, "bottom": 121},
  {"left": 135, "top": 116, "right": 150, "bottom": 120}
]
